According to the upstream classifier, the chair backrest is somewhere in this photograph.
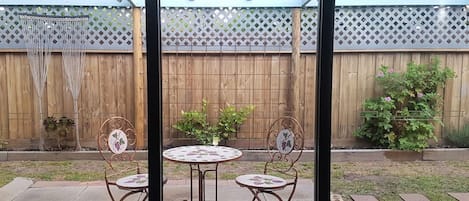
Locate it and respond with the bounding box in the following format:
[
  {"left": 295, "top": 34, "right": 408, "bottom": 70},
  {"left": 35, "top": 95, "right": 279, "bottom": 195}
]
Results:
[
  {"left": 265, "top": 116, "right": 304, "bottom": 173},
  {"left": 97, "top": 116, "right": 137, "bottom": 169}
]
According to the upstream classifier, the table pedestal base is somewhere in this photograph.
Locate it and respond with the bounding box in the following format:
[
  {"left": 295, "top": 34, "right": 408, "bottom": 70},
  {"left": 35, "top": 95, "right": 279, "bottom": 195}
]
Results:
[{"left": 190, "top": 163, "right": 219, "bottom": 201}]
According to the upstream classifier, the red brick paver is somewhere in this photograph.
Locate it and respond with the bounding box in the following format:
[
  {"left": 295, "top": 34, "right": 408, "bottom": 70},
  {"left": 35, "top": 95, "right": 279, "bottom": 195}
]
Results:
[
  {"left": 448, "top": 193, "right": 469, "bottom": 201},
  {"left": 350, "top": 195, "right": 379, "bottom": 201},
  {"left": 399, "top": 193, "right": 430, "bottom": 201}
]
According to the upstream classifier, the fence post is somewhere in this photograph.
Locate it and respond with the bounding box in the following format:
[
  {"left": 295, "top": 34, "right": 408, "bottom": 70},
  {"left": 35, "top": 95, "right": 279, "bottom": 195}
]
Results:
[
  {"left": 132, "top": 7, "right": 145, "bottom": 149},
  {"left": 289, "top": 8, "right": 301, "bottom": 117}
]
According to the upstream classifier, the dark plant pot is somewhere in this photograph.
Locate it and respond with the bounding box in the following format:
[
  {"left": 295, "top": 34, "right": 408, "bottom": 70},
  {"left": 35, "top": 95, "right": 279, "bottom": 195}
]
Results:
[
  {"left": 218, "top": 138, "right": 228, "bottom": 146},
  {"left": 45, "top": 127, "right": 57, "bottom": 133}
]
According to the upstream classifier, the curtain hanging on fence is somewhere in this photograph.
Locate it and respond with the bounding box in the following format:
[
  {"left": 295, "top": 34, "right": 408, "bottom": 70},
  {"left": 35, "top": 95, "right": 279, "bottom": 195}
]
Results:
[
  {"left": 20, "top": 14, "right": 89, "bottom": 151},
  {"left": 58, "top": 16, "right": 89, "bottom": 151},
  {"left": 19, "top": 14, "right": 54, "bottom": 151}
]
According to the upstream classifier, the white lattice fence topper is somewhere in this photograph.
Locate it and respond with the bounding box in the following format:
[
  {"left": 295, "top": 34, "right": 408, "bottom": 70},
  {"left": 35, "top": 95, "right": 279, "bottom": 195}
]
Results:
[
  {"left": 325, "top": 6, "right": 469, "bottom": 50},
  {"left": 160, "top": 8, "right": 292, "bottom": 51},
  {"left": 1, "top": 6, "right": 468, "bottom": 51},
  {"left": 1, "top": 6, "right": 132, "bottom": 50}
]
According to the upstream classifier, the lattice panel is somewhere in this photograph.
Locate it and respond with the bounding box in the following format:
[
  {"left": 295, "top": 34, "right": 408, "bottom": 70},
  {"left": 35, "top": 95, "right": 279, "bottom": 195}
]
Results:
[
  {"left": 160, "top": 8, "right": 292, "bottom": 51},
  {"left": 87, "top": 7, "right": 133, "bottom": 49},
  {"left": 300, "top": 9, "right": 318, "bottom": 49},
  {"left": 0, "top": 6, "right": 468, "bottom": 51},
  {"left": 0, "top": 6, "right": 133, "bottom": 50},
  {"left": 301, "top": 6, "right": 469, "bottom": 50}
]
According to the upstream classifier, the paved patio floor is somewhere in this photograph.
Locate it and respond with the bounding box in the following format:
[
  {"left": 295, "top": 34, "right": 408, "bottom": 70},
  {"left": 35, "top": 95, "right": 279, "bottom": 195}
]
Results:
[
  {"left": 7, "top": 177, "right": 469, "bottom": 201},
  {"left": 0, "top": 177, "right": 316, "bottom": 201}
]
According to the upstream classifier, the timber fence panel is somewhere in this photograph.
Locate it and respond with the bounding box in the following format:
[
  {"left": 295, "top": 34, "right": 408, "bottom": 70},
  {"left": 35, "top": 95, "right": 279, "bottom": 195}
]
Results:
[{"left": 0, "top": 52, "right": 468, "bottom": 149}]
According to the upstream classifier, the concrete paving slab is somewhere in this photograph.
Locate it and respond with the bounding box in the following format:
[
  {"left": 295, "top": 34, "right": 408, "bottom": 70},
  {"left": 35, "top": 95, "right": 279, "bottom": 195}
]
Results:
[
  {"left": 12, "top": 186, "right": 87, "bottom": 201},
  {"left": 76, "top": 186, "right": 146, "bottom": 201},
  {"left": 331, "top": 193, "right": 344, "bottom": 201},
  {"left": 164, "top": 179, "right": 314, "bottom": 201},
  {"left": 31, "top": 181, "right": 81, "bottom": 188},
  {"left": 0, "top": 177, "right": 33, "bottom": 201},
  {"left": 350, "top": 195, "right": 379, "bottom": 201},
  {"left": 4, "top": 178, "right": 314, "bottom": 201},
  {"left": 399, "top": 193, "right": 430, "bottom": 201},
  {"left": 448, "top": 193, "right": 469, "bottom": 201}
]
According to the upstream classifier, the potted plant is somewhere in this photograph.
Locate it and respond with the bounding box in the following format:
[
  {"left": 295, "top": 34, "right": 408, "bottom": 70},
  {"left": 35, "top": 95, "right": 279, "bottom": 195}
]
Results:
[
  {"left": 43, "top": 116, "right": 75, "bottom": 150},
  {"left": 43, "top": 116, "right": 58, "bottom": 133},
  {"left": 173, "top": 99, "right": 254, "bottom": 145}
]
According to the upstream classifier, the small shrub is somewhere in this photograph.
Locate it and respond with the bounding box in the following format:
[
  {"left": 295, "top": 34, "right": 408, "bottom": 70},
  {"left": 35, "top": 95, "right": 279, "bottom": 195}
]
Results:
[
  {"left": 446, "top": 124, "right": 469, "bottom": 148},
  {"left": 173, "top": 99, "right": 254, "bottom": 145},
  {"left": 354, "top": 59, "right": 455, "bottom": 151}
]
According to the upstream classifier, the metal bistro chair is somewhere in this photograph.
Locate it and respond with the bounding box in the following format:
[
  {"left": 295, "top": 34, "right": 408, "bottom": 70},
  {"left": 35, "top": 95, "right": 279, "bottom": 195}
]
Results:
[
  {"left": 236, "top": 116, "right": 304, "bottom": 201},
  {"left": 97, "top": 116, "right": 156, "bottom": 201}
]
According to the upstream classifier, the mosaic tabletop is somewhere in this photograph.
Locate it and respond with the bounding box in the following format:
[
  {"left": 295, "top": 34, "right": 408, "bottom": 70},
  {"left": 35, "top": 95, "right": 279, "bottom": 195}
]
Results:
[
  {"left": 236, "top": 174, "right": 287, "bottom": 189},
  {"left": 116, "top": 174, "right": 148, "bottom": 189},
  {"left": 163, "top": 145, "right": 243, "bottom": 164}
]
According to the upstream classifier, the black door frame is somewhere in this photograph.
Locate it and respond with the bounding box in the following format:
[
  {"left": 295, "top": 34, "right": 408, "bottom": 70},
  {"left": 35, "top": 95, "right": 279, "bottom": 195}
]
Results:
[
  {"left": 145, "top": 0, "right": 164, "bottom": 200},
  {"left": 314, "top": 0, "right": 335, "bottom": 200}
]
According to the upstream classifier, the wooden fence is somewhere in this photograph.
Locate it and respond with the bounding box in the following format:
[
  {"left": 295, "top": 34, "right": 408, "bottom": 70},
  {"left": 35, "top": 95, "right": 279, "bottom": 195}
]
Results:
[{"left": 0, "top": 51, "right": 468, "bottom": 149}]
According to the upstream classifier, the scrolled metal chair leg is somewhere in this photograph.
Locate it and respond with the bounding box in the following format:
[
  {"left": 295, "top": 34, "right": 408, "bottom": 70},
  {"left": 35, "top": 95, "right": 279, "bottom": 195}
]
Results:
[
  {"left": 105, "top": 183, "right": 115, "bottom": 201},
  {"left": 119, "top": 190, "right": 142, "bottom": 201},
  {"left": 247, "top": 187, "right": 263, "bottom": 201},
  {"left": 262, "top": 190, "right": 283, "bottom": 201}
]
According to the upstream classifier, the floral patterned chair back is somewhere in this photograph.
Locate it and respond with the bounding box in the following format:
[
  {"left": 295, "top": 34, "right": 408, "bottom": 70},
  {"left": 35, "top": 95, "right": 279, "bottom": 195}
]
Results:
[
  {"left": 98, "top": 116, "right": 137, "bottom": 169},
  {"left": 235, "top": 116, "right": 304, "bottom": 201},
  {"left": 265, "top": 116, "right": 304, "bottom": 173},
  {"left": 97, "top": 116, "right": 148, "bottom": 201}
]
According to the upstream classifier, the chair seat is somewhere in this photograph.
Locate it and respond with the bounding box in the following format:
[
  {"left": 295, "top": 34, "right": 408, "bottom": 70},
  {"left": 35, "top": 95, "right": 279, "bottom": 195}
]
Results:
[
  {"left": 116, "top": 174, "right": 148, "bottom": 189},
  {"left": 236, "top": 174, "right": 287, "bottom": 189}
]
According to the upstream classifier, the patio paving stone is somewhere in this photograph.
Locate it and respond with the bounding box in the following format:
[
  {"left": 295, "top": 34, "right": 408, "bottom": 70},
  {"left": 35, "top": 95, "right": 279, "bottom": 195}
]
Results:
[
  {"left": 0, "top": 178, "right": 33, "bottom": 201},
  {"left": 399, "top": 193, "right": 430, "bottom": 201},
  {"left": 350, "top": 195, "right": 379, "bottom": 201},
  {"left": 2, "top": 178, "right": 316, "bottom": 201},
  {"left": 7, "top": 178, "right": 469, "bottom": 201},
  {"left": 12, "top": 186, "right": 86, "bottom": 201},
  {"left": 448, "top": 193, "right": 469, "bottom": 201}
]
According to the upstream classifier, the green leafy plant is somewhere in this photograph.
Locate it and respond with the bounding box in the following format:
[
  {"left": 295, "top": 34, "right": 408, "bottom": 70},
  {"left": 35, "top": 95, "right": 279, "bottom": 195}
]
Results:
[
  {"left": 43, "top": 116, "right": 75, "bottom": 150},
  {"left": 173, "top": 99, "right": 254, "bottom": 145},
  {"left": 354, "top": 59, "right": 455, "bottom": 151},
  {"left": 445, "top": 124, "right": 469, "bottom": 148}
]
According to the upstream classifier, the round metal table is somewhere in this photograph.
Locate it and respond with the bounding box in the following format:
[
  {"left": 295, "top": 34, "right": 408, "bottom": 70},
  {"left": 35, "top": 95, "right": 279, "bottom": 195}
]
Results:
[{"left": 163, "top": 145, "right": 243, "bottom": 201}]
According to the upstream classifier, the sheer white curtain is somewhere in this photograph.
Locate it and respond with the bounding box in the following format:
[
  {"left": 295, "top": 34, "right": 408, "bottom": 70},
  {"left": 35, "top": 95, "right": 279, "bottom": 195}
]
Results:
[
  {"left": 58, "top": 17, "right": 89, "bottom": 151},
  {"left": 20, "top": 15, "right": 54, "bottom": 150},
  {"left": 21, "top": 15, "right": 88, "bottom": 150}
]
